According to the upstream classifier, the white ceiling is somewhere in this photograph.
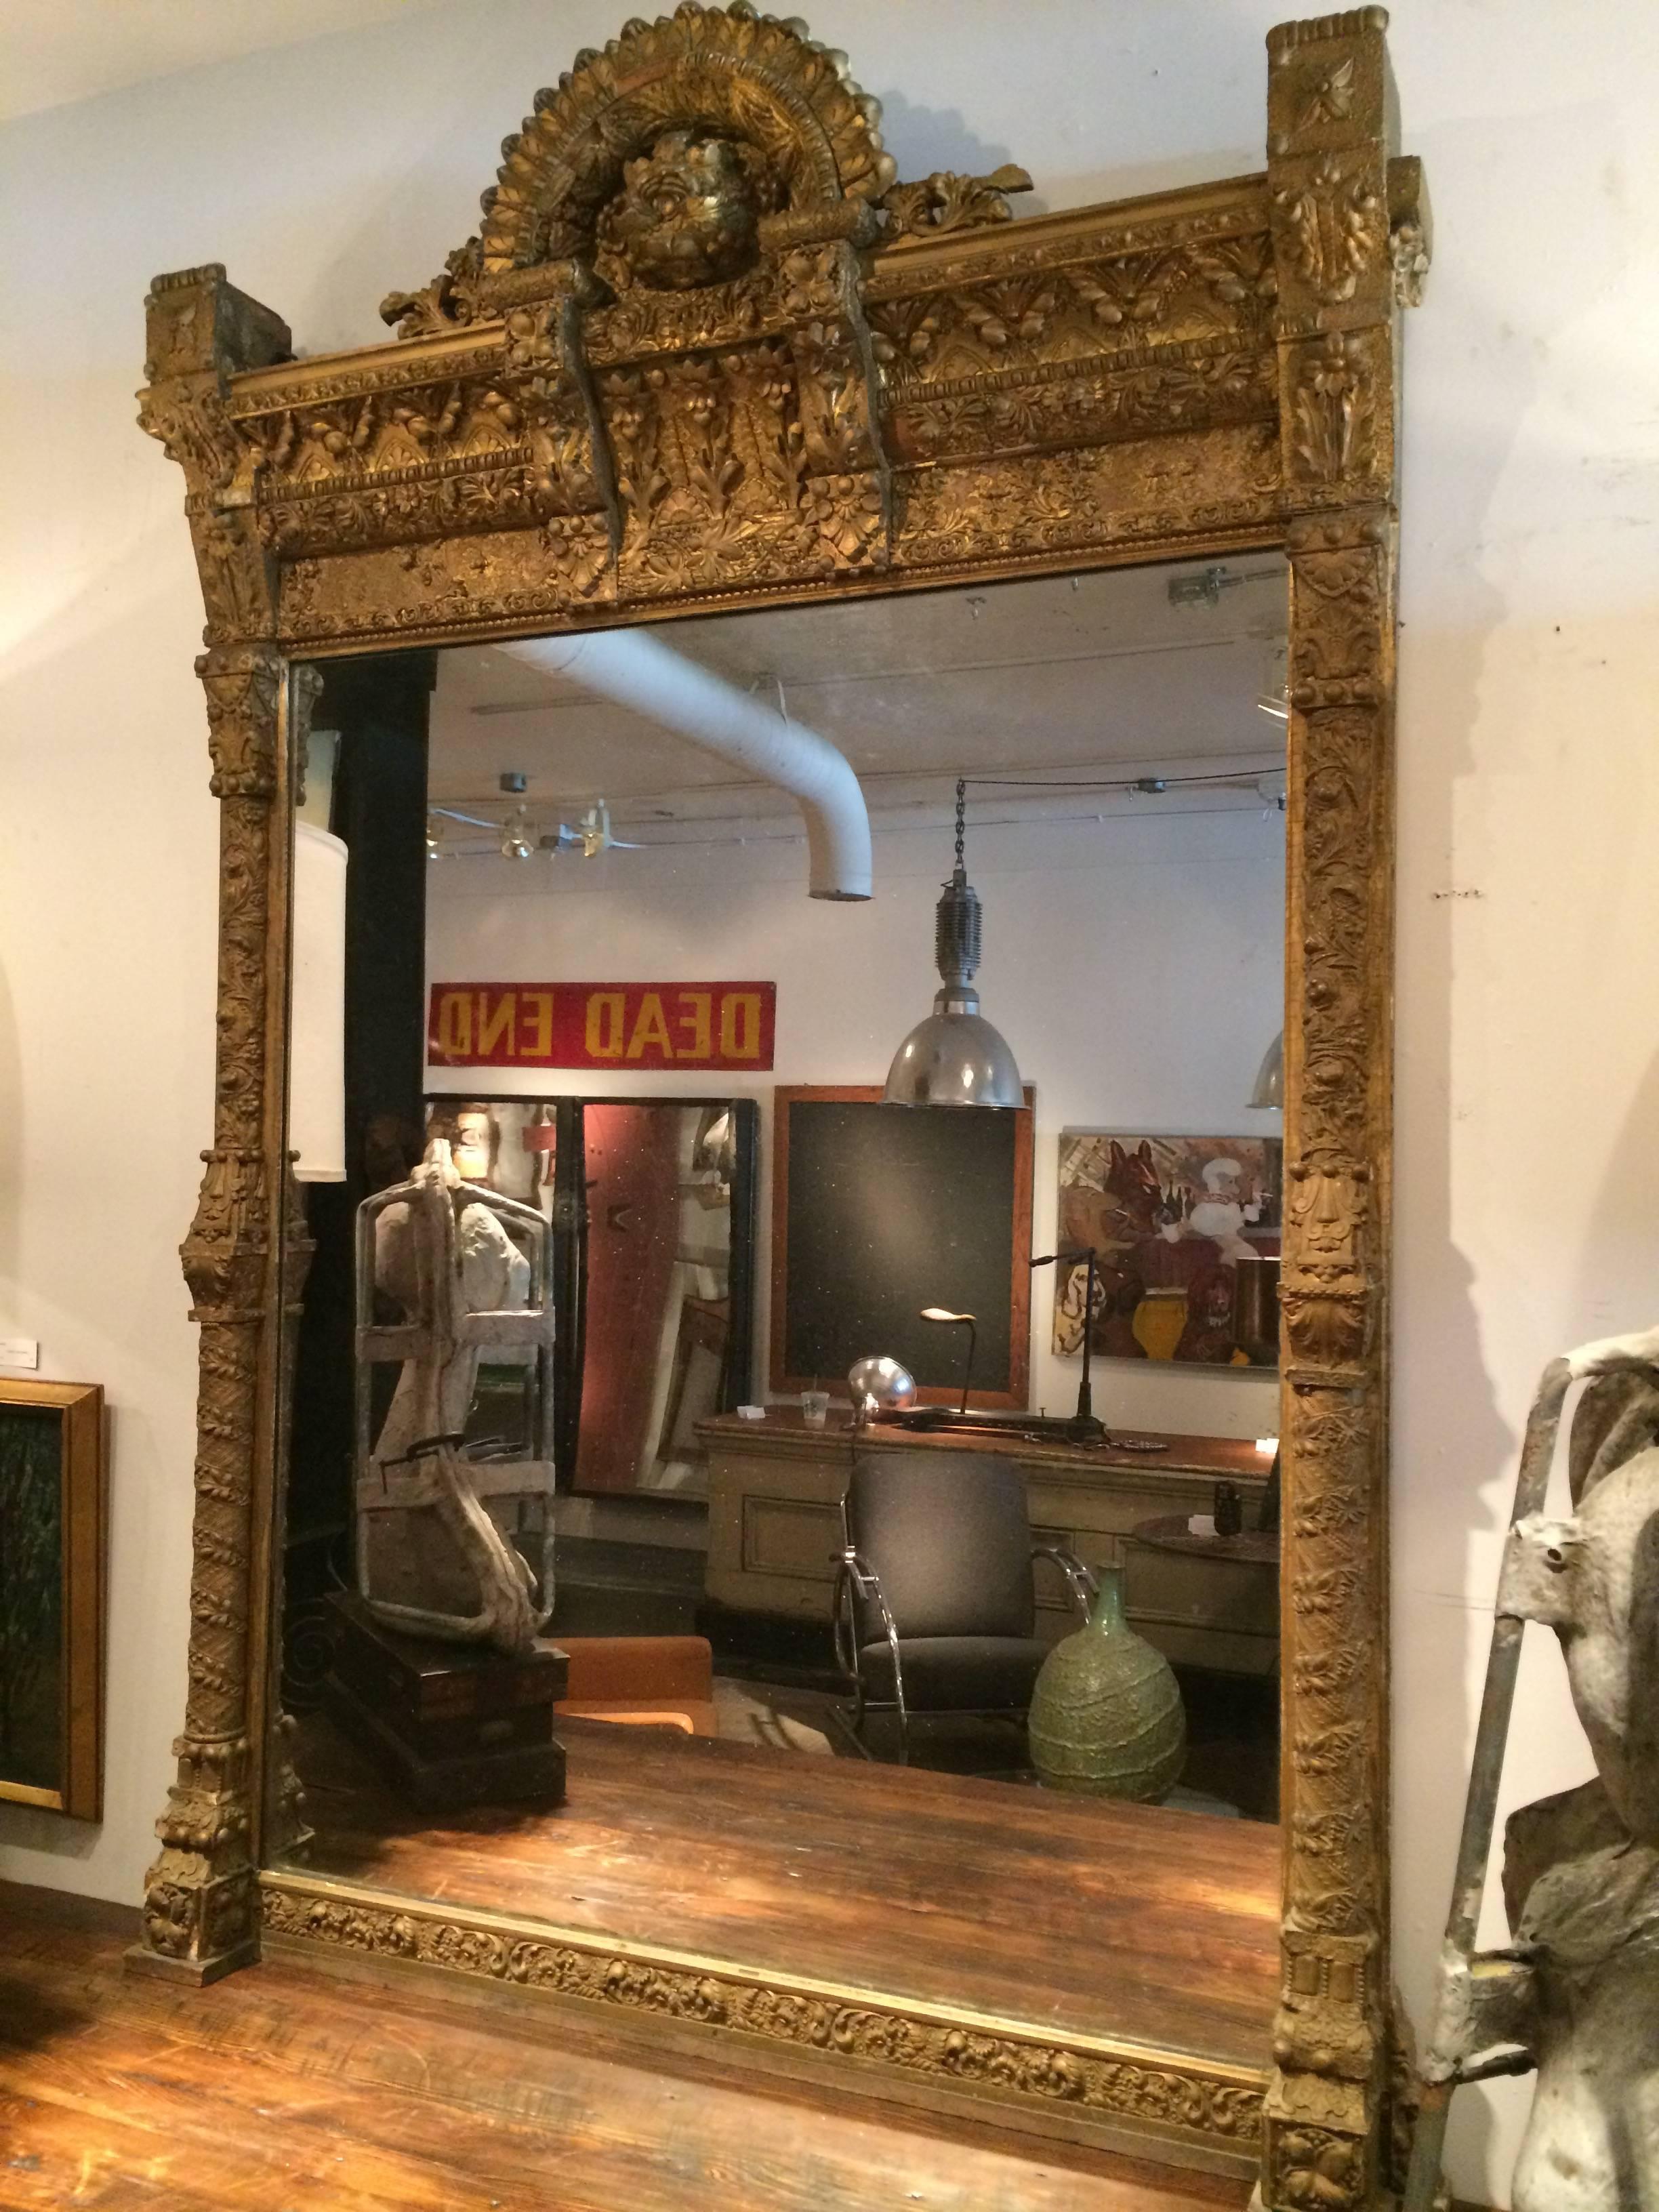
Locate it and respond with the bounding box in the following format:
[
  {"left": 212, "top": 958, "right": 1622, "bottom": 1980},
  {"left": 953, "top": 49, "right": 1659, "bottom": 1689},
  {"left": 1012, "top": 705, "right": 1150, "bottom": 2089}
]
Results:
[
  {"left": 3, "top": 0, "right": 439, "bottom": 123},
  {"left": 428, "top": 556, "right": 1288, "bottom": 827}
]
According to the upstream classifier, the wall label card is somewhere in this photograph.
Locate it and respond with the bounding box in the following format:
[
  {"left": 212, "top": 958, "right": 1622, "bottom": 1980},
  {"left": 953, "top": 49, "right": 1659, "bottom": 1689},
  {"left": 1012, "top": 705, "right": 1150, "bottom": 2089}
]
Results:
[{"left": 428, "top": 981, "right": 776, "bottom": 1071}]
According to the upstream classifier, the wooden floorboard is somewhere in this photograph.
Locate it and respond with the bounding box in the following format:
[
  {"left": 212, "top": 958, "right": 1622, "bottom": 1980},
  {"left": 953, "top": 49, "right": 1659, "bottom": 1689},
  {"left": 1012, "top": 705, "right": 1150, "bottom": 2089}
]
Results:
[
  {"left": 0, "top": 1881, "right": 1250, "bottom": 2211},
  {"left": 295, "top": 1711, "right": 1280, "bottom": 2068}
]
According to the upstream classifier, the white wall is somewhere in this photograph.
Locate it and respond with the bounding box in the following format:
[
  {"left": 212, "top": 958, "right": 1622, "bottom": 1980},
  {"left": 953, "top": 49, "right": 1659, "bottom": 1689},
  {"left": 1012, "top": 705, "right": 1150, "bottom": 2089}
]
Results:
[
  {"left": 426, "top": 804, "right": 1286, "bottom": 1439},
  {"left": 3, "top": 6, "right": 1657, "bottom": 2202}
]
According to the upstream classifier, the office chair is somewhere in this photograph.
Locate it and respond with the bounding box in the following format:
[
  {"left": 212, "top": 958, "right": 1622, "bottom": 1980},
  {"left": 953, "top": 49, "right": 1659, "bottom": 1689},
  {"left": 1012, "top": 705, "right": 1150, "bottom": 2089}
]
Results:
[{"left": 832, "top": 1448, "right": 1096, "bottom": 1762}]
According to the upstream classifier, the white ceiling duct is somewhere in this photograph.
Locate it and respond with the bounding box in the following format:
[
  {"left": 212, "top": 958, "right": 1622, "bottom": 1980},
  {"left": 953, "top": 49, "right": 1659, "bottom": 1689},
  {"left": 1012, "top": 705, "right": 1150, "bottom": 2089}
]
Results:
[{"left": 497, "top": 630, "right": 872, "bottom": 901}]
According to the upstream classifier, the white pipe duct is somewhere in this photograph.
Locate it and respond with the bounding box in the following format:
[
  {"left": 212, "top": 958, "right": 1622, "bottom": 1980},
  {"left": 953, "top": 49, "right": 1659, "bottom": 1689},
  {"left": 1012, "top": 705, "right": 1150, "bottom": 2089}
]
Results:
[{"left": 499, "top": 630, "right": 872, "bottom": 901}]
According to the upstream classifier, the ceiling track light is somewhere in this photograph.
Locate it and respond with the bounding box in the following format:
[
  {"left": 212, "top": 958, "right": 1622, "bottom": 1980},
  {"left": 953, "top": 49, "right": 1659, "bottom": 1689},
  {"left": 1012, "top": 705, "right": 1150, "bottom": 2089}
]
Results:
[
  {"left": 884, "top": 777, "right": 1023, "bottom": 1110},
  {"left": 500, "top": 803, "right": 535, "bottom": 861},
  {"left": 494, "top": 771, "right": 534, "bottom": 860}
]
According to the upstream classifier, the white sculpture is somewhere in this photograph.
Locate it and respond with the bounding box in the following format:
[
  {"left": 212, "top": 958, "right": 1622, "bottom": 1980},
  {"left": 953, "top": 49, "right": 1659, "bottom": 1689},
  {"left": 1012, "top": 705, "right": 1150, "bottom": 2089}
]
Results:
[
  {"left": 1416, "top": 1326, "right": 1659, "bottom": 2212},
  {"left": 353, "top": 1139, "right": 557, "bottom": 1656}
]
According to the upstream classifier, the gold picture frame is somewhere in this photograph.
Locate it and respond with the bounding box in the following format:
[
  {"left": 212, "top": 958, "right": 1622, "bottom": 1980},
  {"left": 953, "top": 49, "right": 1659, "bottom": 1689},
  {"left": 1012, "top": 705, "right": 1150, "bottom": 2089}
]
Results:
[
  {"left": 0, "top": 1378, "right": 105, "bottom": 1822},
  {"left": 130, "top": 7, "right": 1427, "bottom": 2201}
]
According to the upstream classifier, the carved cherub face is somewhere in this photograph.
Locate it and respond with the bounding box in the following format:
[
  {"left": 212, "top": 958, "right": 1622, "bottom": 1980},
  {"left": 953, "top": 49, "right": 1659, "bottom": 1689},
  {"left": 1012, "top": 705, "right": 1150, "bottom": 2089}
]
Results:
[{"left": 599, "top": 129, "right": 773, "bottom": 291}]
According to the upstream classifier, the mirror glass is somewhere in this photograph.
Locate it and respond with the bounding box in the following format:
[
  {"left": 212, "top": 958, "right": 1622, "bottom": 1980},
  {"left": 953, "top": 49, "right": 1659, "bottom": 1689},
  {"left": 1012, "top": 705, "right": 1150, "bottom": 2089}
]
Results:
[
  {"left": 412, "top": 1095, "right": 757, "bottom": 1498},
  {"left": 275, "top": 552, "right": 1289, "bottom": 2072}
]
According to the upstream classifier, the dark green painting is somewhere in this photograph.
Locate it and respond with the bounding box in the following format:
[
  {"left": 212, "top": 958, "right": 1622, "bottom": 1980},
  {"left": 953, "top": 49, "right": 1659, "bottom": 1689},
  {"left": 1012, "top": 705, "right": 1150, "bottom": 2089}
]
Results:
[{"left": 0, "top": 1405, "right": 64, "bottom": 1793}]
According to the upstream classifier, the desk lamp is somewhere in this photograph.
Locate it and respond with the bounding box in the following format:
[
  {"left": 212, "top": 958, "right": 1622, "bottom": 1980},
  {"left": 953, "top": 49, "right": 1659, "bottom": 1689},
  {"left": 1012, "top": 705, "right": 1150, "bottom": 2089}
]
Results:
[
  {"left": 877, "top": 1254, "right": 1162, "bottom": 1454},
  {"left": 920, "top": 1307, "right": 977, "bottom": 1415},
  {"left": 1029, "top": 1246, "right": 1106, "bottom": 1444}
]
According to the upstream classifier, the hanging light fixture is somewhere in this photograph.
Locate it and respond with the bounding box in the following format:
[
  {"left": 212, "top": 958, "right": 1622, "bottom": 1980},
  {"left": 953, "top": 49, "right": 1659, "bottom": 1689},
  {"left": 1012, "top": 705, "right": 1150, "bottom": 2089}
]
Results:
[
  {"left": 496, "top": 772, "right": 534, "bottom": 861},
  {"left": 884, "top": 778, "right": 1023, "bottom": 1109},
  {"left": 1256, "top": 640, "right": 1290, "bottom": 722},
  {"left": 1248, "top": 1030, "right": 1284, "bottom": 1109}
]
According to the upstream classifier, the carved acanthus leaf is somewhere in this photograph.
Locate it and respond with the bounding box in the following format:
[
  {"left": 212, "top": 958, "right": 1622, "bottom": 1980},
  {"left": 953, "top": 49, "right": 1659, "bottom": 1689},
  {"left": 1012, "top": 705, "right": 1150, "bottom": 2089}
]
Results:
[
  {"left": 380, "top": 239, "right": 487, "bottom": 340},
  {"left": 878, "top": 164, "right": 1033, "bottom": 245},
  {"left": 1267, "top": 2122, "right": 1366, "bottom": 2210},
  {"left": 1273, "top": 153, "right": 1385, "bottom": 307}
]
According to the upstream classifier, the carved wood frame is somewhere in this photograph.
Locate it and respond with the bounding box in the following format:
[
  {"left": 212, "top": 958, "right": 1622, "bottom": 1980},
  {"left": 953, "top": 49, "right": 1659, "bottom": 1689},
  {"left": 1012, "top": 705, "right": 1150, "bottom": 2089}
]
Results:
[{"left": 131, "top": 7, "right": 1426, "bottom": 2200}]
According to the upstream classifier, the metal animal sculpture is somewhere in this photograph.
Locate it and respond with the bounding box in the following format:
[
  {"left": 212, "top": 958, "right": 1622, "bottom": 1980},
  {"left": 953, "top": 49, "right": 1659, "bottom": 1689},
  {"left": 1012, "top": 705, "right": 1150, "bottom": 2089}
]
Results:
[{"left": 1410, "top": 1325, "right": 1659, "bottom": 2212}]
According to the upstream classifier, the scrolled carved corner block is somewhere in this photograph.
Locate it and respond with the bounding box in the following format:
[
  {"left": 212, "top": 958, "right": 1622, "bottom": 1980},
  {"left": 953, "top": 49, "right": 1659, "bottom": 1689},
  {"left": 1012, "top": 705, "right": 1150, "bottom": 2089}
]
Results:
[
  {"left": 1261, "top": 1924, "right": 1385, "bottom": 2211},
  {"left": 133, "top": 1734, "right": 259, "bottom": 1984},
  {"left": 139, "top": 269, "right": 291, "bottom": 647}
]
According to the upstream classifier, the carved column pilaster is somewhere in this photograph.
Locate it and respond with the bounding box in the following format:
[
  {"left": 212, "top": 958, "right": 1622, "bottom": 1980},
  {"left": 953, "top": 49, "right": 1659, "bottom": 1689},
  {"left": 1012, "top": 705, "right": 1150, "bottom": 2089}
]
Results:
[
  {"left": 137, "top": 647, "right": 284, "bottom": 1978},
  {"left": 1263, "top": 13, "right": 1399, "bottom": 2205},
  {"left": 134, "top": 265, "right": 308, "bottom": 1981}
]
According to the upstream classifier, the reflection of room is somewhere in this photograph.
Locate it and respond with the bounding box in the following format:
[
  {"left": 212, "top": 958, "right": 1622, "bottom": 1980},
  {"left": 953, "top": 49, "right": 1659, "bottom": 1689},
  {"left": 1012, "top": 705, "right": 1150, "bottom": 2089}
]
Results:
[
  {"left": 272, "top": 553, "right": 1294, "bottom": 2150},
  {"left": 288, "top": 554, "right": 1290, "bottom": 1845}
]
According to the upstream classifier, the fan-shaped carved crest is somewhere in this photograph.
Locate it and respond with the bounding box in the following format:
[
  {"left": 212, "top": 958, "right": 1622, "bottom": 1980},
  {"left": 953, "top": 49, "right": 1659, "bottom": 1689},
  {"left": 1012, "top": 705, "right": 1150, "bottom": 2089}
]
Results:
[{"left": 483, "top": 1, "right": 893, "bottom": 279}]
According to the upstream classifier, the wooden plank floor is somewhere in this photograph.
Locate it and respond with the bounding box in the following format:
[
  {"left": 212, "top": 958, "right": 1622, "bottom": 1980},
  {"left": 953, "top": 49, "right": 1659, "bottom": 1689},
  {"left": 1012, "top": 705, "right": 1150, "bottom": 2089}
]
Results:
[
  {"left": 0, "top": 1882, "right": 1251, "bottom": 2212},
  {"left": 295, "top": 1711, "right": 1280, "bottom": 2069}
]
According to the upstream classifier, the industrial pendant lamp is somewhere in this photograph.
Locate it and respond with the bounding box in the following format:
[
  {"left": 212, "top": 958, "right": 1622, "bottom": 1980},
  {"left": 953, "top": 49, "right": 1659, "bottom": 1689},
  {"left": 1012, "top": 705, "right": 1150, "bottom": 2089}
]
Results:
[
  {"left": 884, "top": 778, "right": 1023, "bottom": 1109},
  {"left": 1248, "top": 1030, "right": 1284, "bottom": 1109}
]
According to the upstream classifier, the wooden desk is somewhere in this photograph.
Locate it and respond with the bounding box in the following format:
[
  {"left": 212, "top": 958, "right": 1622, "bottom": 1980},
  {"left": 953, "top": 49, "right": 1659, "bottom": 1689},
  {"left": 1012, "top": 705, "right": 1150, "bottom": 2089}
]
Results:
[
  {"left": 700, "top": 1412, "right": 1277, "bottom": 1675},
  {"left": 1125, "top": 1515, "right": 1281, "bottom": 1681}
]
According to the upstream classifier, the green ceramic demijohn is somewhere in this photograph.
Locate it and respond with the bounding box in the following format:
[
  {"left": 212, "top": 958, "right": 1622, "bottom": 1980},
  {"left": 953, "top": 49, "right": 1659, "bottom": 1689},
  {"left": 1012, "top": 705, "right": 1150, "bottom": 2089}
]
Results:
[{"left": 1027, "top": 1565, "right": 1185, "bottom": 1800}]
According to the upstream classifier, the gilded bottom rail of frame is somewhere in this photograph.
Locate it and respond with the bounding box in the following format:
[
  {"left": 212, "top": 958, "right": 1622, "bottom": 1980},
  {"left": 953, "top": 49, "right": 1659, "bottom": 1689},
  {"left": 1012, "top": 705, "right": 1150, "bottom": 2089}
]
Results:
[{"left": 259, "top": 1868, "right": 1267, "bottom": 2173}]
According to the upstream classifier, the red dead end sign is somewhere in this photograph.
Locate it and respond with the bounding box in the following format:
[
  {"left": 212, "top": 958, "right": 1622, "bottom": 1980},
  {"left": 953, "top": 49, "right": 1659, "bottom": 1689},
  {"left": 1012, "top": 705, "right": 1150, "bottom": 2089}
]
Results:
[{"left": 428, "top": 982, "right": 776, "bottom": 1072}]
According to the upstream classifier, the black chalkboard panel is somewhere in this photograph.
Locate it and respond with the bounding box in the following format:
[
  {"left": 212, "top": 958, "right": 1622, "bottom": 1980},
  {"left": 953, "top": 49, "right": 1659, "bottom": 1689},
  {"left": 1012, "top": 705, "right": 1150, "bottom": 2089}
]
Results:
[{"left": 770, "top": 1086, "right": 1033, "bottom": 1408}]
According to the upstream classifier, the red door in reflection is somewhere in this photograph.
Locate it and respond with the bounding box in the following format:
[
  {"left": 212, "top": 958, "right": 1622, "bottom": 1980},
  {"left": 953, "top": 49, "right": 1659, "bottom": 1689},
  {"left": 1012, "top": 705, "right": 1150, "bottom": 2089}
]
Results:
[{"left": 575, "top": 1104, "right": 681, "bottom": 1493}]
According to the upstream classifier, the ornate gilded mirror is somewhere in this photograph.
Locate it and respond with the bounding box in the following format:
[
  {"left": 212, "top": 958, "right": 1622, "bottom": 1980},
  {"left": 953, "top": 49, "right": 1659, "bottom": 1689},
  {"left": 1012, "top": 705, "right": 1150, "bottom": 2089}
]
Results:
[{"left": 133, "top": 9, "right": 1427, "bottom": 2205}]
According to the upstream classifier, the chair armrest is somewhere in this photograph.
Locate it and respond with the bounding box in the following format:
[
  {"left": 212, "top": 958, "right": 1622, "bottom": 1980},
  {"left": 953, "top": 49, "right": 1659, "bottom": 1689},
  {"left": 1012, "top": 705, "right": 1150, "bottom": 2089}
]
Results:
[
  {"left": 831, "top": 1547, "right": 903, "bottom": 1694},
  {"left": 1032, "top": 1542, "right": 1099, "bottom": 1622}
]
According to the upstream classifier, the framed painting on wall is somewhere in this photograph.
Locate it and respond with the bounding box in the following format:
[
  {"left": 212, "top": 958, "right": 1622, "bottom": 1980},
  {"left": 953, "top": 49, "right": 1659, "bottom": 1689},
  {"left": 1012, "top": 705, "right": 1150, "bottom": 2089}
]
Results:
[
  {"left": 0, "top": 1379, "right": 104, "bottom": 1819},
  {"left": 1053, "top": 1132, "right": 1282, "bottom": 1369}
]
